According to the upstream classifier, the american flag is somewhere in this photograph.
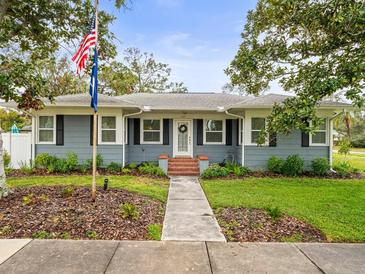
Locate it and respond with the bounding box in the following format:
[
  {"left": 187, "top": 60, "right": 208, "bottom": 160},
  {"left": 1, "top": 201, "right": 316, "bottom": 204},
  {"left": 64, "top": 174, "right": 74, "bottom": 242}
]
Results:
[{"left": 72, "top": 15, "right": 97, "bottom": 74}]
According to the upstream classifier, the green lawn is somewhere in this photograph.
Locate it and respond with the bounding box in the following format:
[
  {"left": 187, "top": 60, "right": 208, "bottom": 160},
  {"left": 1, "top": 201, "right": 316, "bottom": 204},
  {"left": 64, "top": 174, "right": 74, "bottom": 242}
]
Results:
[
  {"left": 333, "top": 153, "right": 365, "bottom": 172},
  {"left": 334, "top": 146, "right": 365, "bottom": 153},
  {"left": 201, "top": 178, "right": 365, "bottom": 242},
  {"left": 7, "top": 175, "right": 169, "bottom": 202}
]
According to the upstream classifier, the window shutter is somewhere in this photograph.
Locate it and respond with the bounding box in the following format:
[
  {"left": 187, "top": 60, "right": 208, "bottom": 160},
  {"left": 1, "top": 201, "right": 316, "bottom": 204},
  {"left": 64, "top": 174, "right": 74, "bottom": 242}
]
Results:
[
  {"left": 127, "top": 118, "right": 131, "bottom": 144},
  {"left": 134, "top": 118, "right": 140, "bottom": 145},
  {"left": 56, "top": 115, "right": 64, "bottom": 146},
  {"left": 90, "top": 115, "right": 98, "bottom": 146},
  {"left": 301, "top": 132, "right": 310, "bottom": 147},
  {"left": 163, "top": 119, "right": 169, "bottom": 145},
  {"left": 269, "top": 133, "right": 277, "bottom": 147},
  {"left": 226, "top": 119, "right": 233, "bottom": 146},
  {"left": 197, "top": 119, "right": 203, "bottom": 146}
]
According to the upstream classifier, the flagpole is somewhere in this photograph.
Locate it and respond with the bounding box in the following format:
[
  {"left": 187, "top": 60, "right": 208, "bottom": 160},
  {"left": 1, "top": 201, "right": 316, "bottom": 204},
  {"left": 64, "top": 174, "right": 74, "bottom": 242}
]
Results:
[{"left": 91, "top": 0, "right": 99, "bottom": 202}]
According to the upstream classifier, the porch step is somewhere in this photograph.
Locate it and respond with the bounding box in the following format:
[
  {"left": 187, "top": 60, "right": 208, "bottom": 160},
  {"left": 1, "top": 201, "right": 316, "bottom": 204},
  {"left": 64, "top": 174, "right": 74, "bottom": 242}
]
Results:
[{"left": 168, "top": 158, "right": 200, "bottom": 176}]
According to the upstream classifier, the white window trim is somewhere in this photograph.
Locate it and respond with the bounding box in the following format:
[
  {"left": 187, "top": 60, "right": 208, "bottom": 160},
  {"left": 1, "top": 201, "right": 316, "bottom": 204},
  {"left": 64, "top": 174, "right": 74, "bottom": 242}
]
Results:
[
  {"left": 37, "top": 115, "right": 56, "bottom": 144},
  {"left": 203, "top": 119, "right": 226, "bottom": 145},
  {"left": 141, "top": 118, "right": 163, "bottom": 144},
  {"left": 249, "top": 117, "right": 269, "bottom": 146},
  {"left": 310, "top": 118, "right": 329, "bottom": 146},
  {"left": 124, "top": 118, "right": 128, "bottom": 145},
  {"left": 99, "top": 116, "right": 117, "bottom": 144}
]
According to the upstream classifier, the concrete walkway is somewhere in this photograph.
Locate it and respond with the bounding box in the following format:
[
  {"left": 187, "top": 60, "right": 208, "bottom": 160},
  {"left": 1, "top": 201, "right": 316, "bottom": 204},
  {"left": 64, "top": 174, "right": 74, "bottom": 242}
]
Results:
[
  {"left": 161, "top": 176, "right": 226, "bottom": 242},
  {"left": 1, "top": 240, "right": 365, "bottom": 273}
]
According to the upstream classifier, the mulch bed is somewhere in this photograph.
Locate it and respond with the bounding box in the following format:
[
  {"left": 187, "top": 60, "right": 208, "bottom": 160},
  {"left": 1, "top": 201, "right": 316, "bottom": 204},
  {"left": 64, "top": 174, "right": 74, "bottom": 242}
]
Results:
[
  {"left": 0, "top": 186, "right": 164, "bottom": 240},
  {"left": 6, "top": 168, "right": 167, "bottom": 179},
  {"left": 216, "top": 207, "right": 326, "bottom": 242}
]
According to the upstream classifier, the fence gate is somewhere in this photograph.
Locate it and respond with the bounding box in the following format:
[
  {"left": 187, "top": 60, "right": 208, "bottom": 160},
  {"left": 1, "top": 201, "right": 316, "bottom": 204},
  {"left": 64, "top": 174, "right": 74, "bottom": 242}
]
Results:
[{"left": 2, "top": 132, "right": 32, "bottom": 169}]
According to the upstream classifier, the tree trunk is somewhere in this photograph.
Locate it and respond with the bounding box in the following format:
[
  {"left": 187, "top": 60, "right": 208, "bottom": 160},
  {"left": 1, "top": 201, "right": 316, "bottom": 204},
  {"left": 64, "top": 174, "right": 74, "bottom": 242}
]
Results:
[{"left": 0, "top": 129, "right": 10, "bottom": 198}]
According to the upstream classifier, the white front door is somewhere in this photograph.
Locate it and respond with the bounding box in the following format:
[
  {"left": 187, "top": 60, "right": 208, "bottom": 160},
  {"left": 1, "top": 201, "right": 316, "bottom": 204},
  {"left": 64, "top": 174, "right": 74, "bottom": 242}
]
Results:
[{"left": 173, "top": 120, "right": 193, "bottom": 157}]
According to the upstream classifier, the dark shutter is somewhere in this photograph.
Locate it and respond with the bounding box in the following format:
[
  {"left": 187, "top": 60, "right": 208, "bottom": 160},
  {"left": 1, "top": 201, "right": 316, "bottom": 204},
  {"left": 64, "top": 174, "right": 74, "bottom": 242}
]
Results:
[
  {"left": 269, "top": 133, "right": 277, "bottom": 147},
  {"left": 197, "top": 119, "right": 203, "bottom": 146},
  {"left": 301, "top": 132, "right": 310, "bottom": 147},
  {"left": 56, "top": 115, "right": 64, "bottom": 146},
  {"left": 163, "top": 119, "right": 169, "bottom": 145},
  {"left": 90, "top": 115, "right": 98, "bottom": 146},
  {"left": 127, "top": 118, "right": 131, "bottom": 144},
  {"left": 236, "top": 119, "right": 240, "bottom": 146},
  {"left": 134, "top": 118, "right": 140, "bottom": 145},
  {"left": 226, "top": 119, "right": 233, "bottom": 146}
]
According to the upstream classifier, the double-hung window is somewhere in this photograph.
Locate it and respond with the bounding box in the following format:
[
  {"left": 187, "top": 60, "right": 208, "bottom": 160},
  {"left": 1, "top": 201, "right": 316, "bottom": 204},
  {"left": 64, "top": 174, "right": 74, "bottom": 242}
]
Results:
[
  {"left": 205, "top": 119, "right": 224, "bottom": 144},
  {"left": 101, "top": 116, "right": 116, "bottom": 143},
  {"left": 142, "top": 119, "right": 161, "bottom": 143},
  {"left": 310, "top": 119, "right": 327, "bottom": 145},
  {"left": 251, "top": 117, "right": 265, "bottom": 144},
  {"left": 38, "top": 116, "right": 55, "bottom": 143}
]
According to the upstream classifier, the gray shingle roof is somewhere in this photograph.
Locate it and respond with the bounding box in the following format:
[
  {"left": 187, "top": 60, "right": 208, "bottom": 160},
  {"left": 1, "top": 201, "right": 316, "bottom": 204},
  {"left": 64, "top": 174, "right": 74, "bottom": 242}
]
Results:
[
  {"left": 0, "top": 92, "right": 352, "bottom": 110},
  {"left": 117, "top": 93, "right": 245, "bottom": 110}
]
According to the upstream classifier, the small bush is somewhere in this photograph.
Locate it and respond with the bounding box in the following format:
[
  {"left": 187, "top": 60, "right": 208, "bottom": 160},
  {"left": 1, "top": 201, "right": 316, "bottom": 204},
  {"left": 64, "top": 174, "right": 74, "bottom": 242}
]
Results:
[
  {"left": 59, "top": 232, "right": 71, "bottom": 239},
  {"left": 3, "top": 150, "right": 11, "bottom": 168},
  {"left": 333, "top": 161, "right": 358, "bottom": 177},
  {"left": 0, "top": 225, "right": 13, "bottom": 236},
  {"left": 281, "top": 155, "right": 304, "bottom": 176},
  {"left": 121, "top": 167, "right": 131, "bottom": 174},
  {"left": 61, "top": 187, "right": 74, "bottom": 198},
  {"left": 147, "top": 224, "right": 162, "bottom": 240},
  {"left": 39, "top": 194, "right": 49, "bottom": 202},
  {"left": 265, "top": 206, "right": 282, "bottom": 222},
  {"left": 35, "top": 153, "right": 57, "bottom": 169},
  {"left": 86, "top": 153, "right": 104, "bottom": 169},
  {"left": 268, "top": 156, "right": 284, "bottom": 174},
  {"left": 85, "top": 230, "right": 97, "bottom": 239},
  {"left": 65, "top": 152, "right": 78, "bottom": 171},
  {"left": 138, "top": 163, "right": 165, "bottom": 177},
  {"left": 201, "top": 164, "right": 229, "bottom": 179},
  {"left": 107, "top": 162, "right": 121, "bottom": 173},
  {"left": 127, "top": 163, "right": 138, "bottom": 169},
  {"left": 48, "top": 158, "right": 68, "bottom": 173},
  {"left": 119, "top": 203, "right": 140, "bottom": 220},
  {"left": 311, "top": 158, "right": 330, "bottom": 176},
  {"left": 232, "top": 165, "right": 250, "bottom": 176},
  {"left": 79, "top": 164, "right": 89, "bottom": 174},
  {"left": 32, "top": 231, "right": 54, "bottom": 239},
  {"left": 19, "top": 162, "right": 33, "bottom": 175},
  {"left": 338, "top": 138, "right": 351, "bottom": 155}
]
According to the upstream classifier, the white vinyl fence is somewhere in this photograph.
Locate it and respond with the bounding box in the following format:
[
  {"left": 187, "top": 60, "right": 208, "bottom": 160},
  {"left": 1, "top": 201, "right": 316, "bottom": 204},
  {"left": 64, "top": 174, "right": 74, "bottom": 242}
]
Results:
[{"left": 2, "top": 132, "right": 32, "bottom": 169}]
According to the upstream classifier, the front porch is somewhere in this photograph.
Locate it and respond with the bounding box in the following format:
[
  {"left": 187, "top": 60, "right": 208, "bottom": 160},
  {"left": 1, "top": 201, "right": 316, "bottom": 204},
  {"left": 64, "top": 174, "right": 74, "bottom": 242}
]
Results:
[{"left": 158, "top": 154, "right": 209, "bottom": 177}]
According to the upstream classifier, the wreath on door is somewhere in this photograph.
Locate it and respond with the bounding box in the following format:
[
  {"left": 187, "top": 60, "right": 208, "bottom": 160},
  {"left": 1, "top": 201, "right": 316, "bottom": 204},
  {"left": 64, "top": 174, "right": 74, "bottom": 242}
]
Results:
[{"left": 178, "top": 124, "right": 188, "bottom": 133}]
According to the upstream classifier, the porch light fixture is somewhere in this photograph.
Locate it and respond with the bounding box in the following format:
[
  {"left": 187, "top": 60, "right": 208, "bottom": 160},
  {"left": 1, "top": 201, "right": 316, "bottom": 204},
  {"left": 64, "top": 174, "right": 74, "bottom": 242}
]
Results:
[{"left": 217, "top": 106, "right": 225, "bottom": 112}]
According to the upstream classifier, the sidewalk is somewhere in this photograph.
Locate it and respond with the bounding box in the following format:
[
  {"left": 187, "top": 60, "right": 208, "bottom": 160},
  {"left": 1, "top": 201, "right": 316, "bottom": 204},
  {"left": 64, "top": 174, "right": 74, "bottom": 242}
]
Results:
[
  {"left": 1, "top": 239, "right": 364, "bottom": 273},
  {"left": 161, "top": 176, "right": 225, "bottom": 241}
]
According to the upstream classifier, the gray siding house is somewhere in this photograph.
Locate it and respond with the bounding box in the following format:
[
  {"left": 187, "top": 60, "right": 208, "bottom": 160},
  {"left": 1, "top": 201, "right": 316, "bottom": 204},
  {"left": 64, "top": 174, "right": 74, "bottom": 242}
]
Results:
[{"left": 5, "top": 93, "right": 350, "bottom": 175}]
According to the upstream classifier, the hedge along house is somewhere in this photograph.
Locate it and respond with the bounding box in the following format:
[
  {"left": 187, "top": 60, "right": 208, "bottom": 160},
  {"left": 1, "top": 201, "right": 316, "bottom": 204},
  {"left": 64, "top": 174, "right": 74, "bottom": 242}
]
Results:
[{"left": 2, "top": 93, "right": 351, "bottom": 176}]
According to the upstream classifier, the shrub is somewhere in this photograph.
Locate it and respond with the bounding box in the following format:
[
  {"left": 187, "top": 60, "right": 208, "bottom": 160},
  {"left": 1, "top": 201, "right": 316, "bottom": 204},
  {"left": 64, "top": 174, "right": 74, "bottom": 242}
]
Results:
[
  {"left": 119, "top": 203, "right": 140, "bottom": 220},
  {"left": 32, "top": 231, "right": 54, "bottom": 239},
  {"left": 61, "top": 187, "right": 74, "bottom": 198},
  {"left": 201, "top": 164, "right": 229, "bottom": 179},
  {"left": 0, "top": 225, "right": 13, "bottom": 236},
  {"left": 79, "top": 164, "right": 89, "bottom": 174},
  {"left": 338, "top": 138, "right": 351, "bottom": 155},
  {"left": 86, "top": 153, "right": 104, "bottom": 169},
  {"left": 65, "top": 152, "right": 78, "bottom": 171},
  {"left": 268, "top": 156, "right": 284, "bottom": 174},
  {"left": 147, "top": 224, "right": 162, "bottom": 240},
  {"left": 19, "top": 162, "right": 33, "bottom": 175},
  {"left": 138, "top": 162, "right": 165, "bottom": 177},
  {"left": 3, "top": 150, "right": 10, "bottom": 168},
  {"left": 333, "top": 161, "right": 358, "bottom": 177},
  {"left": 232, "top": 165, "right": 250, "bottom": 176},
  {"left": 121, "top": 168, "right": 131, "bottom": 174},
  {"left": 107, "top": 162, "right": 121, "bottom": 173},
  {"left": 85, "top": 230, "right": 97, "bottom": 239},
  {"left": 48, "top": 158, "right": 68, "bottom": 173},
  {"left": 127, "top": 163, "right": 138, "bottom": 169},
  {"left": 265, "top": 206, "right": 282, "bottom": 222},
  {"left": 59, "top": 232, "right": 71, "bottom": 239},
  {"left": 281, "top": 155, "right": 304, "bottom": 176},
  {"left": 311, "top": 158, "right": 330, "bottom": 176},
  {"left": 35, "top": 153, "right": 57, "bottom": 169}
]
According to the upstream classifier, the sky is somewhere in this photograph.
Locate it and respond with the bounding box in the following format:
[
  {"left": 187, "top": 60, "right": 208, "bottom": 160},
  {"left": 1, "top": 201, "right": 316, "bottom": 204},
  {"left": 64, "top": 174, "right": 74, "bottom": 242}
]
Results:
[{"left": 100, "top": 0, "right": 283, "bottom": 93}]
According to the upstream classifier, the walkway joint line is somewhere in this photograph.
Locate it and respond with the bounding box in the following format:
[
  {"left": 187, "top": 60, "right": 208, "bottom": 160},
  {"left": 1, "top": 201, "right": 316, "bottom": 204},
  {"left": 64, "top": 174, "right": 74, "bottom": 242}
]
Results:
[
  {"left": 103, "top": 241, "right": 120, "bottom": 274},
  {"left": 294, "top": 244, "right": 326, "bottom": 274},
  {"left": 205, "top": 242, "right": 214, "bottom": 274}
]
